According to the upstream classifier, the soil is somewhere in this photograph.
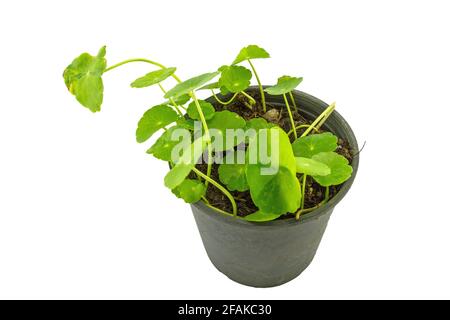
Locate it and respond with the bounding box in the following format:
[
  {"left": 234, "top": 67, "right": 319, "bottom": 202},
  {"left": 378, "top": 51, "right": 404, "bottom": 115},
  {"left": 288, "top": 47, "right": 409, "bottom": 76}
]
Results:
[{"left": 195, "top": 91, "right": 354, "bottom": 218}]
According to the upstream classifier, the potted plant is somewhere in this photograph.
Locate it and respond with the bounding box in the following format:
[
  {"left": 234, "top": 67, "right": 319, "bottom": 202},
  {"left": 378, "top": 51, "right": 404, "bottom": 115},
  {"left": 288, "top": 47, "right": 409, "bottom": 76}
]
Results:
[{"left": 62, "top": 45, "right": 359, "bottom": 287}]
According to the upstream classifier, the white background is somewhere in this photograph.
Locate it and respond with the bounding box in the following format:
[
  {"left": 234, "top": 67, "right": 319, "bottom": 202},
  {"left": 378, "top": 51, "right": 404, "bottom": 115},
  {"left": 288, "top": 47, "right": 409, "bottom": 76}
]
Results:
[{"left": 0, "top": 0, "right": 449, "bottom": 300}]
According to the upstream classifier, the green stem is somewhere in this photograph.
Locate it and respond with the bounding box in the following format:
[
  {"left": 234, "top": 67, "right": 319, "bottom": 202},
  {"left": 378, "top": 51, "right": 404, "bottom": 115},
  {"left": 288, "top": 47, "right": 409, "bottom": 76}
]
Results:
[
  {"left": 296, "top": 186, "right": 330, "bottom": 219},
  {"left": 301, "top": 174, "right": 307, "bottom": 210},
  {"left": 240, "top": 91, "right": 256, "bottom": 105},
  {"left": 301, "top": 102, "right": 336, "bottom": 137},
  {"left": 104, "top": 58, "right": 182, "bottom": 83},
  {"left": 282, "top": 93, "right": 297, "bottom": 139},
  {"left": 243, "top": 101, "right": 253, "bottom": 110},
  {"left": 247, "top": 59, "right": 266, "bottom": 112},
  {"left": 287, "top": 124, "right": 319, "bottom": 138},
  {"left": 158, "top": 83, "right": 182, "bottom": 115},
  {"left": 211, "top": 91, "right": 238, "bottom": 106},
  {"left": 315, "top": 103, "right": 336, "bottom": 131},
  {"left": 193, "top": 168, "right": 237, "bottom": 216},
  {"left": 289, "top": 91, "right": 297, "bottom": 112},
  {"left": 203, "top": 202, "right": 235, "bottom": 217},
  {"left": 191, "top": 91, "right": 213, "bottom": 187}
]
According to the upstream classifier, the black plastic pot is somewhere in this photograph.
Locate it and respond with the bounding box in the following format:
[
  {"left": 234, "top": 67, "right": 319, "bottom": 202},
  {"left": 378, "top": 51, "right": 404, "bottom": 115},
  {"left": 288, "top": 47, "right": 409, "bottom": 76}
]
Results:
[{"left": 191, "top": 88, "right": 359, "bottom": 287}]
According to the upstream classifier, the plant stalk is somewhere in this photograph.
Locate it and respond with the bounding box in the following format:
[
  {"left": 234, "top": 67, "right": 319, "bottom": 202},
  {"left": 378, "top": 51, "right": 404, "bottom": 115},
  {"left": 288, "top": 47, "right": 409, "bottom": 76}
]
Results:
[
  {"left": 289, "top": 91, "right": 297, "bottom": 112},
  {"left": 193, "top": 168, "right": 237, "bottom": 216},
  {"left": 211, "top": 91, "right": 238, "bottom": 106},
  {"left": 247, "top": 59, "right": 266, "bottom": 112},
  {"left": 191, "top": 91, "right": 213, "bottom": 187},
  {"left": 282, "top": 93, "right": 297, "bottom": 139},
  {"left": 240, "top": 91, "right": 256, "bottom": 105},
  {"left": 301, "top": 102, "right": 336, "bottom": 137},
  {"left": 158, "top": 84, "right": 183, "bottom": 115},
  {"left": 104, "top": 58, "right": 182, "bottom": 83}
]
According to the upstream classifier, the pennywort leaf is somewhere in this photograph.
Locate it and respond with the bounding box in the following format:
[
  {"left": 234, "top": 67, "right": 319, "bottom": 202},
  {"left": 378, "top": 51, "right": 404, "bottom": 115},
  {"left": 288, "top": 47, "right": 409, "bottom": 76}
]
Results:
[
  {"left": 218, "top": 65, "right": 252, "bottom": 93},
  {"left": 244, "top": 211, "right": 283, "bottom": 222},
  {"left": 187, "top": 100, "right": 215, "bottom": 120},
  {"left": 130, "top": 67, "right": 176, "bottom": 88},
  {"left": 172, "top": 179, "right": 206, "bottom": 203},
  {"left": 164, "top": 136, "right": 207, "bottom": 189},
  {"left": 136, "top": 104, "right": 179, "bottom": 143},
  {"left": 246, "top": 127, "right": 301, "bottom": 215},
  {"left": 146, "top": 126, "right": 184, "bottom": 161},
  {"left": 63, "top": 46, "right": 107, "bottom": 112},
  {"left": 311, "top": 152, "right": 353, "bottom": 186},
  {"left": 218, "top": 155, "right": 248, "bottom": 192},
  {"left": 164, "top": 72, "right": 219, "bottom": 98},
  {"left": 245, "top": 118, "right": 274, "bottom": 131},
  {"left": 232, "top": 45, "right": 270, "bottom": 65},
  {"left": 206, "top": 111, "right": 246, "bottom": 151},
  {"left": 264, "top": 75, "right": 303, "bottom": 95},
  {"left": 292, "top": 132, "right": 338, "bottom": 158},
  {"left": 167, "top": 94, "right": 191, "bottom": 106},
  {"left": 295, "top": 157, "right": 331, "bottom": 176}
]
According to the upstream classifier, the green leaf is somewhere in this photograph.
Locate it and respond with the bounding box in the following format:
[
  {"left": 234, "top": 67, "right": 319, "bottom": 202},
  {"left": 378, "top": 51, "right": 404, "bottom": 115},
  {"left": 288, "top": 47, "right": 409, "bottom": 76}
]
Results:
[
  {"left": 264, "top": 75, "right": 303, "bottom": 95},
  {"left": 218, "top": 154, "right": 248, "bottom": 192},
  {"left": 176, "top": 118, "right": 195, "bottom": 131},
  {"left": 187, "top": 100, "right": 215, "bottom": 120},
  {"left": 172, "top": 179, "right": 206, "bottom": 203},
  {"left": 63, "top": 46, "right": 107, "bottom": 112},
  {"left": 164, "top": 72, "right": 219, "bottom": 98},
  {"left": 198, "top": 82, "right": 220, "bottom": 90},
  {"left": 136, "top": 104, "right": 179, "bottom": 143},
  {"left": 244, "top": 118, "right": 275, "bottom": 143},
  {"left": 244, "top": 211, "right": 283, "bottom": 222},
  {"left": 232, "top": 45, "right": 270, "bottom": 65},
  {"left": 147, "top": 126, "right": 183, "bottom": 161},
  {"left": 292, "top": 132, "right": 338, "bottom": 158},
  {"left": 206, "top": 111, "right": 246, "bottom": 151},
  {"left": 245, "top": 118, "right": 274, "bottom": 131},
  {"left": 167, "top": 94, "right": 191, "bottom": 106},
  {"left": 218, "top": 65, "right": 252, "bottom": 93},
  {"left": 198, "top": 81, "right": 230, "bottom": 95},
  {"left": 311, "top": 152, "right": 353, "bottom": 186},
  {"left": 130, "top": 67, "right": 176, "bottom": 88},
  {"left": 164, "top": 136, "right": 206, "bottom": 189},
  {"left": 295, "top": 157, "right": 331, "bottom": 176},
  {"left": 246, "top": 127, "right": 301, "bottom": 214}
]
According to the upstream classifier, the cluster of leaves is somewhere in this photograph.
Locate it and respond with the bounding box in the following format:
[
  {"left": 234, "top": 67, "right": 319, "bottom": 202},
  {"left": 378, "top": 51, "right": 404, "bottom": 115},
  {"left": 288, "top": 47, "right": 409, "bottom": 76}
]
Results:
[{"left": 63, "top": 45, "right": 353, "bottom": 222}]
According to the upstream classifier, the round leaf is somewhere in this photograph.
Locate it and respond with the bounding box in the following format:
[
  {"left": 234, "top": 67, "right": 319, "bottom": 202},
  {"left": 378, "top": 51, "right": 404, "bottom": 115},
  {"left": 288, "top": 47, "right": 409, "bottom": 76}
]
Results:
[
  {"left": 292, "top": 132, "right": 338, "bottom": 158},
  {"left": 244, "top": 211, "right": 283, "bottom": 222},
  {"left": 218, "top": 65, "right": 252, "bottom": 93},
  {"left": 146, "top": 126, "right": 184, "bottom": 161},
  {"left": 167, "top": 94, "right": 191, "bottom": 106},
  {"left": 206, "top": 111, "right": 246, "bottom": 151},
  {"left": 218, "top": 162, "right": 248, "bottom": 192},
  {"left": 63, "top": 46, "right": 107, "bottom": 112},
  {"left": 246, "top": 127, "right": 301, "bottom": 214},
  {"left": 264, "top": 75, "right": 303, "bottom": 95},
  {"left": 187, "top": 100, "right": 215, "bottom": 120},
  {"left": 164, "top": 136, "right": 207, "bottom": 189},
  {"left": 172, "top": 179, "right": 206, "bottom": 203},
  {"left": 232, "top": 45, "right": 270, "bottom": 65},
  {"left": 198, "top": 82, "right": 220, "bottom": 90},
  {"left": 245, "top": 118, "right": 274, "bottom": 130},
  {"left": 295, "top": 157, "right": 331, "bottom": 176},
  {"left": 311, "top": 152, "right": 353, "bottom": 186},
  {"left": 136, "top": 104, "right": 179, "bottom": 143},
  {"left": 164, "top": 72, "right": 219, "bottom": 99},
  {"left": 130, "top": 67, "right": 176, "bottom": 88}
]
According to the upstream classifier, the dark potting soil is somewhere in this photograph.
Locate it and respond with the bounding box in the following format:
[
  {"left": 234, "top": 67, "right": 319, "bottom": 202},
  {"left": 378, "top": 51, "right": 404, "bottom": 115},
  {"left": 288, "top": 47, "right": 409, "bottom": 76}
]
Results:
[{"left": 195, "top": 91, "right": 355, "bottom": 218}]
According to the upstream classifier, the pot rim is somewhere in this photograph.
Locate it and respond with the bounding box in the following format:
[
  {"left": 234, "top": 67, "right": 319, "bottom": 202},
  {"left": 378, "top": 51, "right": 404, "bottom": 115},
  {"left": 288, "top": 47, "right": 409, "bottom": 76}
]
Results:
[{"left": 191, "top": 88, "right": 359, "bottom": 228}]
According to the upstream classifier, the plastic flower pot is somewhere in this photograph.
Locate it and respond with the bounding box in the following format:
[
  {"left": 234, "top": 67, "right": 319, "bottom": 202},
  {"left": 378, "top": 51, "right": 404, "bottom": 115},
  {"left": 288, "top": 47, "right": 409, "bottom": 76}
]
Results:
[{"left": 190, "top": 87, "right": 359, "bottom": 287}]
